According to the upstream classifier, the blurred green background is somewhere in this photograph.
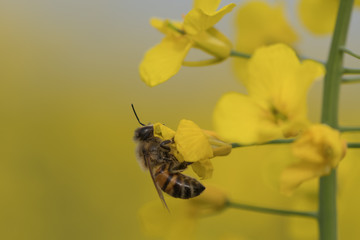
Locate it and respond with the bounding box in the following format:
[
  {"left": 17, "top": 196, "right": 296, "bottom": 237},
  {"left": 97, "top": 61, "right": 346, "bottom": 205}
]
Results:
[{"left": 1, "top": 0, "right": 359, "bottom": 239}]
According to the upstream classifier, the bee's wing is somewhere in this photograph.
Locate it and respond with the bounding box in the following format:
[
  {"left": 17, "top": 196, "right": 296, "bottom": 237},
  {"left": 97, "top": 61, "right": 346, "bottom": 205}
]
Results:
[{"left": 144, "top": 154, "right": 169, "bottom": 211}]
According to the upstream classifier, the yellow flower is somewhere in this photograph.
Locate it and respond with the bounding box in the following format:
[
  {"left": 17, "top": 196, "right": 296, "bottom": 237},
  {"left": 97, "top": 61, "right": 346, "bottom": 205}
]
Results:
[
  {"left": 280, "top": 124, "right": 347, "bottom": 195},
  {"left": 139, "top": 0, "right": 236, "bottom": 87},
  {"left": 213, "top": 44, "right": 325, "bottom": 144},
  {"left": 153, "top": 119, "right": 232, "bottom": 179},
  {"left": 298, "top": 0, "right": 360, "bottom": 35},
  {"left": 138, "top": 186, "right": 227, "bottom": 240},
  {"left": 233, "top": 1, "right": 298, "bottom": 81}
]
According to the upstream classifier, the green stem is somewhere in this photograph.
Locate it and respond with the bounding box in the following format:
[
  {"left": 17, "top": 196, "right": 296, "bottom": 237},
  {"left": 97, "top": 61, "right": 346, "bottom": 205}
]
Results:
[
  {"left": 340, "top": 46, "right": 360, "bottom": 59},
  {"left": 231, "top": 139, "right": 294, "bottom": 148},
  {"left": 339, "top": 126, "right": 360, "bottom": 132},
  {"left": 232, "top": 140, "right": 360, "bottom": 148},
  {"left": 319, "top": 1, "right": 354, "bottom": 240},
  {"left": 347, "top": 142, "right": 360, "bottom": 148},
  {"left": 230, "top": 50, "right": 326, "bottom": 65},
  {"left": 341, "top": 77, "right": 360, "bottom": 83},
  {"left": 226, "top": 201, "right": 318, "bottom": 218},
  {"left": 230, "top": 50, "right": 251, "bottom": 59},
  {"left": 343, "top": 67, "right": 360, "bottom": 74}
]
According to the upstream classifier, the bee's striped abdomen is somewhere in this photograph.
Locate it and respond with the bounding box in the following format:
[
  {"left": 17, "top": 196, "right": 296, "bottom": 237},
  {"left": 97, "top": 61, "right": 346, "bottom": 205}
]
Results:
[{"left": 154, "top": 164, "right": 205, "bottom": 199}]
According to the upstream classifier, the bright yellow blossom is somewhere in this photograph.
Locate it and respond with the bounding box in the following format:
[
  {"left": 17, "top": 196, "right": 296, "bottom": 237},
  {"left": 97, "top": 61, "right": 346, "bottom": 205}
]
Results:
[
  {"left": 281, "top": 124, "right": 347, "bottom": 195},
  {"left": 213, "top": 44, "right": 325, "bottom": 144},
  {"left": 298, "top": 0, "right": 360, "bottom": 35},
  {"left": 138, "top": 186, "right": 227, "bottom": 240},
  {"left": 153, "top": 119, "right": 232, "bottom": 179},
  {"left": 139, "top": 0, "right": 236, "bottom": 87},
  {"left": 233, "top": 1, "right": 298, "bottom": 81}
]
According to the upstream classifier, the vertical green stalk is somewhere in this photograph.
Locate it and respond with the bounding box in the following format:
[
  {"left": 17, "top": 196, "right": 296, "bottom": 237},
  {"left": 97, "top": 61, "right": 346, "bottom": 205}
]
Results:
[{"left": 319, "top": 0, "right": 354, "bottom": 240}]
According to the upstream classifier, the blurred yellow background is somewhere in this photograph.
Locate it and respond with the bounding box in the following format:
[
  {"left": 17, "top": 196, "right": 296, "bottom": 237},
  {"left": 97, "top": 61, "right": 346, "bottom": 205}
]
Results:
[{"left": 1, "top": 0, "right": 359, "bottom": 239}]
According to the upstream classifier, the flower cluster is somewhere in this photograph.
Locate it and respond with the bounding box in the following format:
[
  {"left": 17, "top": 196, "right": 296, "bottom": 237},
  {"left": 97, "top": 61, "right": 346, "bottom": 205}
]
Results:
[
  {"left": 140, "top": 0, "right": 235, "bottom": 87},
  {"left": 136, "top": 0, "right": 358, "bottom": 239}
]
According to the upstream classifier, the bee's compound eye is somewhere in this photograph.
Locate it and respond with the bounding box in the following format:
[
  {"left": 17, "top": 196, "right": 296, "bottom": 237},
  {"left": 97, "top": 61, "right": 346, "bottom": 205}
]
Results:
[{"left": 136, "top": 126, "right": 154, "bottom": 140}]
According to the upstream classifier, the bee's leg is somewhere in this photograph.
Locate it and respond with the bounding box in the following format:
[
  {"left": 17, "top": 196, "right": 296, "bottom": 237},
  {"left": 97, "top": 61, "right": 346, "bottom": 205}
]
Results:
[
  {"left": 168, "top": 161, "right": 192, "bottom": 173},
  {"left": 160, "top": 138, "right": 174, "bottom": 151}
]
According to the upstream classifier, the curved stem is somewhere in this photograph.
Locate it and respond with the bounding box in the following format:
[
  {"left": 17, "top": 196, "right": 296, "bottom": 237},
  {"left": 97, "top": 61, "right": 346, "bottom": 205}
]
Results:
[{"left": 226, "top": 201, "right": 318, "bottom": 218}]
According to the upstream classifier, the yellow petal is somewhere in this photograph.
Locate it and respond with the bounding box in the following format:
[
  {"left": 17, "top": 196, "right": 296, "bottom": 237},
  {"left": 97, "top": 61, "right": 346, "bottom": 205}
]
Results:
[
  {"left": 216, "top": 45, "right": 324, "bottom": 144},
  {"left": 297, "top": 60, "right": 326, "bottom": 86},
  {"left": 139, "top": 35, "right": 192, "bottom": 87},
  {"left": 232, "top": 1, "right": 298, "bottom": 82},
  {"left": 192, "top": 27, "right": 232, "bottom": 59},
  {"left": 153, "top": 122, "right": 176, "bottom": 140},
  {"left": 283, "top": 60, "right": 325, "bottom": 109},
  {"left": 246, "top": 44, "right": 324, "bottom": 124},
  {"left": 206, "top": 27, "right": 232, "bottom": 50},
  {"left": 189, "top": 185, "right": 227, "bottom": 214},
  {"left": 193, "top": 0, "right": 221, "bottom": 13},
  {"left": 280, "top": 162, "right": 329, "bottom": 196},
  {"left": 281, "top": 124, "right": 347, "bottom": 195},
  {"left": 298, "top": 0, "right": 338, "bottom": 35},
  {"left": 150, "top": 18, "right": 184, "bottom": 36},
  {"left": 191, "top": 159, "right": 213, "bottom": 179},
  {"left": 174, "top": 119, "right": 213, "bottom": 162},
  {"left": 234, "top": 1, "right": 298, "bottom": 54},
  {"left": 184, "top": 3, "right": 236, "bottom": 35},
  {"left": 203, "top": 129, "right": 232, "bottom": 157},
  {"left": 213, "top": 92, "right": 282, "bottom": 144},
  {"left": 246, "top": 44, "right": 300, "bottom": 99},
  {"left": 278, "top": 59, "right": 324, "bottom": 122},
  {"left": 292, "top": 124, "right": 347, "bottom": 167}
]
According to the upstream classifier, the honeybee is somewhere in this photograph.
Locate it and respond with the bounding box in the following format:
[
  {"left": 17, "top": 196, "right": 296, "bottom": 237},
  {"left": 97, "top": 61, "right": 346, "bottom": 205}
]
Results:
[{"left": 132, "top": 105, "right": 205, "bottom": 208}]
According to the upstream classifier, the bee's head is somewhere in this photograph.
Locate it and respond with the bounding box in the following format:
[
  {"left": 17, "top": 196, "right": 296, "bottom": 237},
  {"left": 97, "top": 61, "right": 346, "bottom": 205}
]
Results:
[
  {"left": 132, "top": 104, "right": 154, "bottom": 140},
  {"left": 134, "top": 125, "right": 154, "bottom": 141}
]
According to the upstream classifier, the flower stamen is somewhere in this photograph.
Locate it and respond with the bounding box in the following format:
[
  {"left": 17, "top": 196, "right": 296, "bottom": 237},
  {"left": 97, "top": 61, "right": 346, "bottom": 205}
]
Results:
[{"left": 270, "top": 106, "right": 288, "bottom": 125}]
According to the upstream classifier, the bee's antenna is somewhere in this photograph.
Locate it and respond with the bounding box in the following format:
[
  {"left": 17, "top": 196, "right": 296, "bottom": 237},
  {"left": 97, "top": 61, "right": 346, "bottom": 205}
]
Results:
[{"left": 131, "top": 104, "right": 145, "bottom": 126}]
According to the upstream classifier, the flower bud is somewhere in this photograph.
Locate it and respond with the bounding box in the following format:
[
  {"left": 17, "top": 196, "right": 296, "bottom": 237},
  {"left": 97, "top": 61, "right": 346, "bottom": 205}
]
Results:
[
  {"left": 188, "top": 185, "right": 228, "bottom": 216},
  {"left": 203, "top": 130, "right": 232, "bottom": 157},
  {"left": 192, "top": 28, "right": 232, "bottom": 59}
]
